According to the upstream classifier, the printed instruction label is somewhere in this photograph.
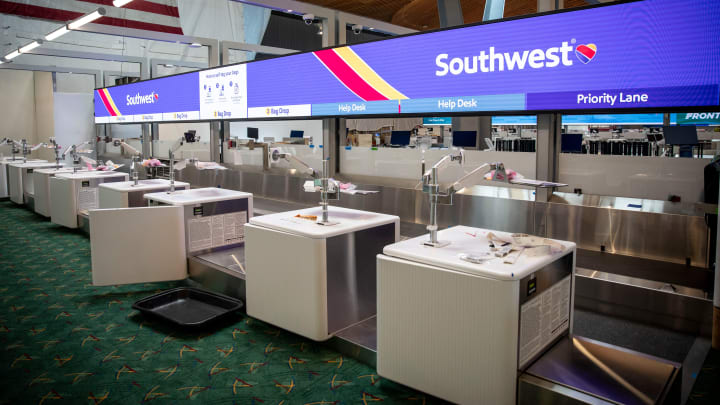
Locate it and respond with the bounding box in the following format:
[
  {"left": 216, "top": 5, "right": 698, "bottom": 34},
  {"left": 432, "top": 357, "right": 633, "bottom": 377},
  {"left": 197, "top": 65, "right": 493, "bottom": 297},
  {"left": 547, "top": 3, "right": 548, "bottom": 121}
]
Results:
[
  {"left": 77, "top": 187, "right": 99, "bottom": 211},
  {"left": 518, "top": 275, "right": 571, "bottom": 368},
  {"left": 187, "top": 211, "right": 248, "bottom": 252}
]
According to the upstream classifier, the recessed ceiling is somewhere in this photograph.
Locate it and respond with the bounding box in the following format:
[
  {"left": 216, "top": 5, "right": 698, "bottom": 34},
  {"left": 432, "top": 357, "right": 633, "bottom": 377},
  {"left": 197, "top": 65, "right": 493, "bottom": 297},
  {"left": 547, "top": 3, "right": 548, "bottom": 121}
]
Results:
[{"left": 299, "top": 0, "right": 594, "bottom": 31}]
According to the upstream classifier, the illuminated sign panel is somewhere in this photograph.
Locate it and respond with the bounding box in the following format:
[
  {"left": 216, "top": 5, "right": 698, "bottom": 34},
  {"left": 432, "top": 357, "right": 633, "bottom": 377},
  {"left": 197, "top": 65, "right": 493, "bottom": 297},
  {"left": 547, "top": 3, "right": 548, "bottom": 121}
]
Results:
[
  {"left": 95, "top": 0, "right": 720, "bottom": 123},
  {"left": 95, "top": 73, "right": 199, "bottom": 123}
]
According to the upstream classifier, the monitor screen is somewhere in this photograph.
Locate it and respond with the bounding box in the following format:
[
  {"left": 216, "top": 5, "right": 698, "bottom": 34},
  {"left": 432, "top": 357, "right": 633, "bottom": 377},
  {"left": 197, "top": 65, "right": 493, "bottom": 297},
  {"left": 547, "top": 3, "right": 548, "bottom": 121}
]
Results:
[
  {"left": 390, "top": 131, "right": 411, "bottom": 145},
  {"left": 247, "top": 127, "right": 259, "bottom": 139},
  {"left": 290, "top": 130, "right": 304, "bottom": 138},
  {"left": 561, "top": 133, "right": 583, "bottom": 153},
  {"left": 452, "top": 131, "right": 477, "bottom": 148},
  {"left": 663, "top": 125, "right": 698, "bottom": 145}
]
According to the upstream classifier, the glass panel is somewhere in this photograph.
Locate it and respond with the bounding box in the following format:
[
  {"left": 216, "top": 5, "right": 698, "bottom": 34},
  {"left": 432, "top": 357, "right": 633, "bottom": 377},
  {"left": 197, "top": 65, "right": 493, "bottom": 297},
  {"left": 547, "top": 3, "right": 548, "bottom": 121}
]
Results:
[
  {"left": 153, "top": 123, "right": 211, "bottom": 161},
  {"left": 558, "top": 112, "right": 719, "bottom": 203},
  {"left": 226, "top": 120, "right": 324, "bottom": 171},
  {"left": 339, "top": 116, "right": 538, "bottom": 186}
]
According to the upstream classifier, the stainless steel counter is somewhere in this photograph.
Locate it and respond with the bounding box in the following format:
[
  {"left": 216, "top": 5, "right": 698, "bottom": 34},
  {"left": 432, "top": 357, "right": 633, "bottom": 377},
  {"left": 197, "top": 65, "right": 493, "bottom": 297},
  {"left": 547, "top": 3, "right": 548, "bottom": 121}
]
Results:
[
  {"left": 177, "top": 164, "right": 712, "bottom": 269},
  {"left": 520, "top": 336, "right": 681, "bottom": 405}
]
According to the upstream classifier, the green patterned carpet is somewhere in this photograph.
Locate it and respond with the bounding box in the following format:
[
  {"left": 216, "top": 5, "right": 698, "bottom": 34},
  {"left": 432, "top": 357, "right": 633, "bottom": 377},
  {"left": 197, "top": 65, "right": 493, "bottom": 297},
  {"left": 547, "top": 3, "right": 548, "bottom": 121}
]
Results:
[{"left": 0, "top": 201, "right": 436, "bottom": 404}]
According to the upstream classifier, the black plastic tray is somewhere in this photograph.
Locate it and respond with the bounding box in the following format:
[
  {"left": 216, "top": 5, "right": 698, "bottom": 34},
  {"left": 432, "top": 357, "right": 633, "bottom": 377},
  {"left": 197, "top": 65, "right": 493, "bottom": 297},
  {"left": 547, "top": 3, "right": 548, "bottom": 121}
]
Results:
[{"left": 132, "top": 287, "right": 243, "bottom": 328}]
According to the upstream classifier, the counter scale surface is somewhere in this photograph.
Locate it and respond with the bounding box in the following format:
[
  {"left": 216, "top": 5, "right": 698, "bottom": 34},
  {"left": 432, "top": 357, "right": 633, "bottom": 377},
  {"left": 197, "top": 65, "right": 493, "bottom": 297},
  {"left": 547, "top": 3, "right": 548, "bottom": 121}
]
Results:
[{"left": 99, "top": 179, "right": 189, "bottom": 208}]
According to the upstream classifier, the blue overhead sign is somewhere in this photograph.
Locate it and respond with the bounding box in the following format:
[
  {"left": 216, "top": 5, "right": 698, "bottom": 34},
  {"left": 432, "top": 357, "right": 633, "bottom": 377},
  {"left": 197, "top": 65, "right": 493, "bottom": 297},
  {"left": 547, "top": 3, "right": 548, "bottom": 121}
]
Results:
[{"left": 96, "top": 0, "right": 720, "bottom": 123}]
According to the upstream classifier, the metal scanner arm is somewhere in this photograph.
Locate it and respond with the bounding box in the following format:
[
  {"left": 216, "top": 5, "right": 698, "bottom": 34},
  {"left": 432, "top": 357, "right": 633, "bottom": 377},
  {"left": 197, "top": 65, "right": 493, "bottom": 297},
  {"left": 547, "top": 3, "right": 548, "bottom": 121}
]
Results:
[
  {"left": 422, "top": 150, "right": 465, "bottom": 179},
  {"left": 64, "top": 141, "right": 92, "bottom": 173},
  {"left": 422, "top": 151, "right": 508, "bottom": 247},
  {"left": 167, "top": 135, "right": 199, "bottom": 193},
  {"left": 422, "top": 151, "right": 467, "bottom": 247},
  {"left": 270, "top": 149, "right": 318, "bottom": 178},
  {"left": 113, "top": 139, "right": 142, "bottom": 185},
  {"left": 270, "top": 150, "right": 339, "bottom": 225},
  {"left": 30, "top": 142, "right": 47, "bottom": 151},
  {"left": 49, "top": 138, "right": 63, "bottom": 169}
]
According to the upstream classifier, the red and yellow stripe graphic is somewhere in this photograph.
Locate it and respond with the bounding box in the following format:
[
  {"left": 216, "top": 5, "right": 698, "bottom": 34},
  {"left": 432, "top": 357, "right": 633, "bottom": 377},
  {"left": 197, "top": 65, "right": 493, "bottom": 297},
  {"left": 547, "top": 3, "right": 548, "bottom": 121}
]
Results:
[
  {"left": 97, "top": 88, "right": 121, "bottom": 117},
  {"left": 314, "top": 46, "right": 407, "bottom": 102}
]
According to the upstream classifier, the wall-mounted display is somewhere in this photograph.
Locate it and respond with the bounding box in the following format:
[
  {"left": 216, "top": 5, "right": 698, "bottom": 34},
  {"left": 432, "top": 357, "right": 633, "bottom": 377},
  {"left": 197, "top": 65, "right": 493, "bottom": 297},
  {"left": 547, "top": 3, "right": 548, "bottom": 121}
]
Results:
[{"left": 95, "top": 0, "right": 720, "bottom": 124}]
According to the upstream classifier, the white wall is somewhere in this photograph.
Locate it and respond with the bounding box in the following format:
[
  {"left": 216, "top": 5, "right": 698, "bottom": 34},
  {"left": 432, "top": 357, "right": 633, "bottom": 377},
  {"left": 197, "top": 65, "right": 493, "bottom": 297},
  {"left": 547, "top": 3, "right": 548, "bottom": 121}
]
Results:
[
  {"left": 53, "top": 92, "right": 95, "bottom": 164},
  {"left": 230, "top": 120, "right": 324, "bottom": 145},
  {"left": 55, "top": 72, "right": 96, "bottom": 93},
  {"left": 34, "top": 72, "right": 56, "bottom": 161},
  {"left": 0, "top": 70, "right": 36, "bottom": 158}
]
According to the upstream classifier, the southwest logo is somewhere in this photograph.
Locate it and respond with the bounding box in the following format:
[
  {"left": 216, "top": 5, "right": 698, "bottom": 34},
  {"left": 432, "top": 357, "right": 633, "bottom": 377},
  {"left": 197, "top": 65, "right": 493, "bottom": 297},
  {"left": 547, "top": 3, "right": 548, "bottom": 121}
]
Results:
[
  {"left": 435, "top": 40, "right": 597, "bottom": 77},
  {"left": 126, "top": 92, "right": 158, "bottom": 106},
  {"left": 575, "top": 44, "right": 597, "bottom": 64}
]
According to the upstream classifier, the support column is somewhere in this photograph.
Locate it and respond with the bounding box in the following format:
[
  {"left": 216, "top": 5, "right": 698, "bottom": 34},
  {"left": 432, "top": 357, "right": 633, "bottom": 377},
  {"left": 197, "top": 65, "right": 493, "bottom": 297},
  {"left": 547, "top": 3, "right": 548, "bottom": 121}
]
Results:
[
  {"left": 141, "top": 123, "right": 151, "bottom": 159},
  {"left": 210, "top": 122, "right": 222, "bottom": 163},
  {"left": 715, "top": 179, "right": 720, "bottom": 349},
  {"left": 437, "top": 0, "right": 464, "bottom": 28},
  {"left": 483, "top": 0, "right": 505, "bottom": 21},
  {"left": 535, "top": 114, "right": 561, "bottom": 202},
  {"left": 207, "top": 39, "right": 220, "bottom": 68},
  {"left": 323, "top": 118, "right": 338, "bottom": 176},
  {"left": 538, "top": 0, "right": 563, "bottom": 13},
  {"left": 151, "top": 123, "right": 159, "bottom": 157},
  {"left": 222, "top": 121, "right": 231, "bottom": 163}
]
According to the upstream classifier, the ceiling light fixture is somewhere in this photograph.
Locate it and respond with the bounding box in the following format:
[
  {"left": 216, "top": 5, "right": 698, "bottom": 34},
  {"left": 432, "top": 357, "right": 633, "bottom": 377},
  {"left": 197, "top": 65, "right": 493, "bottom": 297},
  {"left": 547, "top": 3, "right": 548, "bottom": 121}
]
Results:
[
  {"left": 113, "top": 0, "right": 134, "bottom": 7},
  {"left": 45, "top": 25, "right": 69, "bottom": 41},
  {"left": 4, "top": 50, "right": 20, "bottom": 60},
  {"left": 68, "top": 8, "right": 107, "bottom": 30},
  {"left": 19, "top": 40, "right": 42, "bottom": 53}
]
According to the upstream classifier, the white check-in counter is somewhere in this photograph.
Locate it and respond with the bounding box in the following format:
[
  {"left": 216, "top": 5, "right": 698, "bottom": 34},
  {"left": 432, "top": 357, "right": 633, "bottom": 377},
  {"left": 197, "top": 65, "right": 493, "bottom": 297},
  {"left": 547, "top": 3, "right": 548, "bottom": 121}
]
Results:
[
  {"left": 90, "top": 187, "right": 253, "bottom": 297},
  {"left": 1, "top": 158, "right": 43, "bottom": 199},
  {"left": 50, "top": 171, "right": 128, "bottom": 228},
  {"left": 98, "top": 179, "right": 189, "bottom": 209},
  {"left": 377, "top": 226, "right": 575, "bottom": 405},
  {"left": 7, "top": 161, "right": 57, "bottom": 205},
  {"left": 245, "top": 206, "right": 399, "bottom": 341},
  {"left": 33, "top": 168, "right": 85, "bottom": 217}
]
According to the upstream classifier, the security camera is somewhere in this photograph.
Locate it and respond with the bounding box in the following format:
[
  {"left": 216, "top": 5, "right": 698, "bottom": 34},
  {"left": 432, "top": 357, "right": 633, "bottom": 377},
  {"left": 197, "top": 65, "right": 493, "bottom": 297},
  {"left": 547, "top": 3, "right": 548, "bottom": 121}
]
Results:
[
  {"left": 302, "top": 14, "right": 315, "bottom": 25},
  {"left": 352, "top": 24, "right": 363, "bottom": 34}
]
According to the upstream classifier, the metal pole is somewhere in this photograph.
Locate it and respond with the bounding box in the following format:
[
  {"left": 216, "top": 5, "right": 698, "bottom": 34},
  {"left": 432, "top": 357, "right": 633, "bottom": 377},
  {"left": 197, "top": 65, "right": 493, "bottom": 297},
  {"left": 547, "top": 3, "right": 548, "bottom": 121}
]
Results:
[
  {"left": 168, "top": 150, "right": 176, "bottom": 193},
  {"left": 320, "top": 158, "right": 330, "bottom": 223},
  {"left": 715, "top": 183, "right": 720, "bottom": 349},
  {"left": 428, "top": 167, "right": 440, "bottom": 245}
]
